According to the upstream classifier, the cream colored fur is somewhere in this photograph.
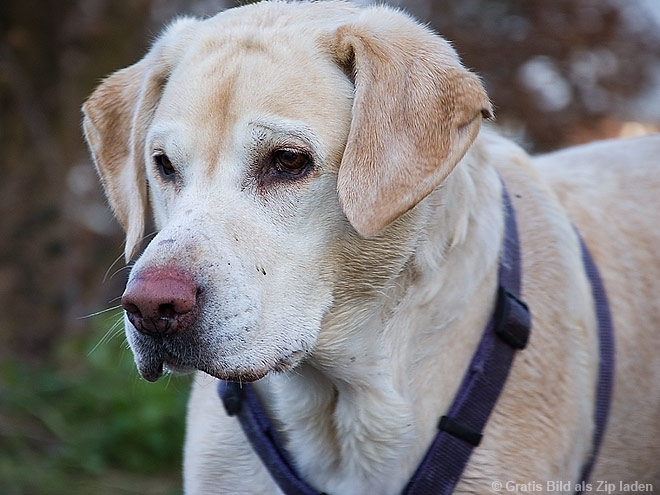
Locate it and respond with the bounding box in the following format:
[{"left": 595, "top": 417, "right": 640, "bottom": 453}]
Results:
[{"left": 82, "top": 2, "right": 660, "bottom": 494}]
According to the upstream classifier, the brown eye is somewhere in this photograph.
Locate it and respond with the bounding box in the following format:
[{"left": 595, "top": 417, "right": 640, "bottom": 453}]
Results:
[
  {"left": 273, "top": 149, "right": 311, "bottom": 177},
  {"left": 153, "top": 153, "right": 176, "bottom": 180}
]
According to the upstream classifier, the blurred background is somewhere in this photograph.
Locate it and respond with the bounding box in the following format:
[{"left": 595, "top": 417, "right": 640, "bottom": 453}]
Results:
[{"left": 1, "top": 0, "right": 659, "bottom": 493}]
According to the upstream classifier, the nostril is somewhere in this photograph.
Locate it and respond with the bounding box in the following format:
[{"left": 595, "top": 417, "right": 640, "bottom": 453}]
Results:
[
  {"left": 121, "top": 268, "right": 199, "bottom": 335},
  {"left": 122, "top": 301, "right": 141, "bottom": 316},
  {"left": 157, "top": 303, "right": 177, "bottom": 319},
  {"left": 171, "top": 293, "right": 195, "bottom": 315}
]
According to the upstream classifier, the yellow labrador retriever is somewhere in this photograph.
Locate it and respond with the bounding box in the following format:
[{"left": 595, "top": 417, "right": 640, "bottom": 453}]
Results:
[{"left": 82, "top": 1, "right": 660, "bottom": 493}]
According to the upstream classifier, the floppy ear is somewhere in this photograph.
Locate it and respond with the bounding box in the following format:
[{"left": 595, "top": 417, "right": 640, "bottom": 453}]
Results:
[
  {"left": 83, "top": 62, "right": 150, "bottom": 261},
  {"left": 82, "top": 17, "right": 197, "bottom": 260},
  {"left": 331, "top": 7, "right": 493, "bottom": 236}
]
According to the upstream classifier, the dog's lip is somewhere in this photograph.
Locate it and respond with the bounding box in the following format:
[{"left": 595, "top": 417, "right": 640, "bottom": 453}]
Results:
[
  {"left": 135, "top": 348, "right": 187, "bottom": 382},
  {"left": 138, "top": 359, "right": 165, "bottom": 383},
  {"left": 135, "top": 343, "right": 308, "bottom": 383},
  {"left": 170, "top": 360, "right": 270, "bottom": 383},
  {"left": 163, "top": 361, "right": 197, "bottom": 375},
  {"left": 137, "top": 352, "right": 270, "bottom": 383}
]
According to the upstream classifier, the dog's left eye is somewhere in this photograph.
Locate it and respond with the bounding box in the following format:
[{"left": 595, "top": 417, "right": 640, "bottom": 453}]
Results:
[
  {"left": 272, "top": 149, "right": 312, "bottom": 177},
  {"left": 153, "top": 153, "right": 176, "bottom": 180}
]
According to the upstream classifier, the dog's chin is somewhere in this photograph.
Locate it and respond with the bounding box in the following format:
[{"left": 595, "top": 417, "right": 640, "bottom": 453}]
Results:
[{"left": 133, "top": 347, "right": 308, "bottom": 383}]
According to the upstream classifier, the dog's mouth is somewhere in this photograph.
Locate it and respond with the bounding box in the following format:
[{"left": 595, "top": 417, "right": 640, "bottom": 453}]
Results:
[
  {"left": 139, "top": 359, "right": 271, "bottom": 383},
  {"left": 131, "top": 332, "right": 308, "bottom": 383},
  {"left": 134, "top": 346, "right": 273, "bottom": 383}
]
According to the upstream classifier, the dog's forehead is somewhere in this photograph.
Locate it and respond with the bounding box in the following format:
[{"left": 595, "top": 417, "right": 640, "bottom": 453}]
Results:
[
  {"left": 205, "top": 0, "right": 359, "bottom": 30},
  {"left": 153, "top": 10, "right": 355, "bottom": 161},
  {"left": 169, "top": 37, "right": 337, "bottom": 118}
]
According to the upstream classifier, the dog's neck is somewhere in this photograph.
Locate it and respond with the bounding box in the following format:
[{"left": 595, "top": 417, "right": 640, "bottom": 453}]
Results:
[{"left": 257, "top": 139, "right": 504, "bottom": 494}]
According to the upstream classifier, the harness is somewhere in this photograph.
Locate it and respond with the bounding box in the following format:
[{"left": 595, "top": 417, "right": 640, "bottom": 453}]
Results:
[{"left": 218, "top": 183, "right": 614, "bottom": 494}]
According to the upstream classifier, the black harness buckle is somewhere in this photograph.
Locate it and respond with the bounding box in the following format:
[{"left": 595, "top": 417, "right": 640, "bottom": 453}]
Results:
[
  {"left": 438, "top": 415, "right": 483, "bottom": 447},
  {"left": 494, "top": 286, "right": 531, "bottom": 350}
]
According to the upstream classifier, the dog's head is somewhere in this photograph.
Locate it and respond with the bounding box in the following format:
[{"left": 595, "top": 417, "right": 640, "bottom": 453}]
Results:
[{"left": 83, "top": 1, "right": 491, "bottom": 382}]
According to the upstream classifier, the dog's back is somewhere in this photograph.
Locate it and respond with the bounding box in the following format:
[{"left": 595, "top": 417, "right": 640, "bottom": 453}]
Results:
[{"left": 534, "top": 135, "right": 660, "bottom": 483}]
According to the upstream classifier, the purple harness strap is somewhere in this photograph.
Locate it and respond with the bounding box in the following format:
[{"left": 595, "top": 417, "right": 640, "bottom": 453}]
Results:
[
  {"left": 400, "top": 184, "right": 530, "bottom": 494},
  {"left": 576, "top": 233, "right": 615, "bottom": 489},
  {"left": 218, "top": 380, "right": 324, "bottom": 495},
  {"left": 218, "top": 184, "right": 614, "bottom": 494}
]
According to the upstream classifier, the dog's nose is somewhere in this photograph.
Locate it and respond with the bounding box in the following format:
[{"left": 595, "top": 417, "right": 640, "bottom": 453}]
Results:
[{"left": 121, "top": 269, "right": 198, "bottom": 335}]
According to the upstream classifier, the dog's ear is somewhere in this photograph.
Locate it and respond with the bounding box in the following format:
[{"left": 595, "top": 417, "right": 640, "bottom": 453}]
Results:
[
  {"left": 330, "top": 7, "right": 493, "bottom": 236},
  {"left": 83, "top": 62, "right": 151, "bottom": 261},
  {"left": 82, "top": 18, "right": 197, "bottom": 260}
]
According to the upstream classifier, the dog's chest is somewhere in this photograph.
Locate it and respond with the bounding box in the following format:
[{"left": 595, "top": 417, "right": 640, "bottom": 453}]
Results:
[{"left": 263, "top": 376, "right": 421, "bottom": 494}]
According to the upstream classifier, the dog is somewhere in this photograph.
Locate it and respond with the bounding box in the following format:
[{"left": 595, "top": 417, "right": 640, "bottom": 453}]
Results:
[{"left": 82, "top": 1, "right": 660, "bottom": 493}]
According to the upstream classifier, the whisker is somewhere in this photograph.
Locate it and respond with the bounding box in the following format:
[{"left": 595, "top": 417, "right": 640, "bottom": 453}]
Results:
[
  {"left": 88, "top": 314, "right": 125, "bottom": 356},
  {"left": 103, "top": 251, "right": 127, "bottom": 284},
  {"left": 77, "top": 305, "right": 122, "bottom": 320},
  {"left": 108, "top": 295, "right": 123, "bottom": 305},
  {"left": 141, "top": 231, "right": 158, "bottom": 243},
  {"left": 108, "top": 264, "right": 133, "bottom": 282}
]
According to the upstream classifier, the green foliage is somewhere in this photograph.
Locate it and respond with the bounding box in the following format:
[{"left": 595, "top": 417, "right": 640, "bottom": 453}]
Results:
[{"left": 0, "top": 310, "right": 191, "bottom": 494}]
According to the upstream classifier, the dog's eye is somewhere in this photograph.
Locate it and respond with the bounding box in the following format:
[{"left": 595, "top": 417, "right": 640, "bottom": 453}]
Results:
[
  {"left": 272, "top": 149, "right": 312, "bottom": 177},
  {"left": 153, "top": 153, "right": 176, "bottom": 180}
]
